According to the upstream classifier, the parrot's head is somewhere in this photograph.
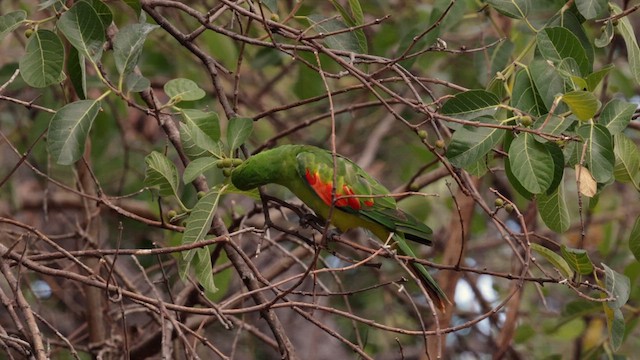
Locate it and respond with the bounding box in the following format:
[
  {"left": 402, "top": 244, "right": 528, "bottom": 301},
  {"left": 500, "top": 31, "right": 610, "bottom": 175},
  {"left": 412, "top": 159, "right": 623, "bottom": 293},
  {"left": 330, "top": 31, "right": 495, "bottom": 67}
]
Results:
[
  {"left": 230, "top": 157, "right": 265, "bottom": 190},
  {"left": 230, "top": 145, "right": 302, "bottom": 190}
]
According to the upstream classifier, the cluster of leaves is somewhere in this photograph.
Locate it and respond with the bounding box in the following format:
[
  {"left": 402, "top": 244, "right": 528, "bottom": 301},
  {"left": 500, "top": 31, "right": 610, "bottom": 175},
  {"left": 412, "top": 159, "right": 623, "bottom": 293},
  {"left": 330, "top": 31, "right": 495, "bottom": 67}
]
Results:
[{"left": 440, "top": 0, "right": 638, "bottom": 353}]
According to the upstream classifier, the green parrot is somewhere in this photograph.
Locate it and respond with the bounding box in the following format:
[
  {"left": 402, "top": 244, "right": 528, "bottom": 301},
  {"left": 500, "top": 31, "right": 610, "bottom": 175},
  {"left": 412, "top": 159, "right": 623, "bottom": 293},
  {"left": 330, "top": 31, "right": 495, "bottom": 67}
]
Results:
[{"left": 231, "top": 144, "right": 448, "bottom": 310}]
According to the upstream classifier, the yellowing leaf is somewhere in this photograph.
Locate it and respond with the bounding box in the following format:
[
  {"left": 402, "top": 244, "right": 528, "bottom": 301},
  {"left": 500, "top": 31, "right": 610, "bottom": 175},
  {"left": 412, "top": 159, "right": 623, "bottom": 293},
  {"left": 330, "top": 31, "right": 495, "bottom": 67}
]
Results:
[{"left": 575, "top": 165, "right": 596, "bottom": 197}]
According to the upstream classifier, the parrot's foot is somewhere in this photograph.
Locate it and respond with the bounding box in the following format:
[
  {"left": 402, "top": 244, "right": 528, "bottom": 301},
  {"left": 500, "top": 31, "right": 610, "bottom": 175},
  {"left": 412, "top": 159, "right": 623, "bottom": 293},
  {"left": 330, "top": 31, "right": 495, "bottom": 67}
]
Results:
[{"left": 299, "top": 212, "right": 324, "bottom": 229}]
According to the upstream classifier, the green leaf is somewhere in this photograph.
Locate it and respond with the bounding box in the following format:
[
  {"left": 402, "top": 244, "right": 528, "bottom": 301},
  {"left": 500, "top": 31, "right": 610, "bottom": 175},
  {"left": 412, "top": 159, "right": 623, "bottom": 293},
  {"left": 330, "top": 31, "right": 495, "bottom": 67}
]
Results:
[
  {"left": 183, "top": 157, "right": 220, "bottom": 183},
  {"left": 595, "top": 20, "right": 614, "bottom": 48},
  {"left": 538, "top": 182, "right": 570, "bottom": 232},
  {"left": 182, "top": 188, "right": 225, "bottom": 265},
  {"left": 306, "top": 14, "right": 360, "bottom": 53},
  {"left": 602, "top": 263, "right": 630, "bottom": 309},
  {"left": 122, "top": 0, "right": 141, "bottom": 15},
  {"left": 529, "top": 59, "right": 566, "bottom": 112},
  {"left": 85, "top": 0, "right": 113, "bottom": 28},
  {"left": 67, "top": 47, "right": 87, "bottom": 100},
  {"left": 613, "top": 134, "right": 640, "bottom": 187},
  {"left": 0, "top": 10, "right": 27, "bottom": 41},
  {"left": 503, "top": 134, "right": 533, "bottom": 199},
  {"left": 554, "top": 11, "right": 595, "bottom": 67},
  {"left": 58, "top": 1, "right": 105, "bottom": 61},
  {"left": 600, "top": 99, "right": 636, "bottom": 135},
  {"left": 47, "top": 100, "right": 101, "bottom": 165},
  {"left": 560, "top": 245, "right": 594, "bottom": 275},
  {"left": 530, "top": 243, "right": 574, "bottom": 278},
  {"left": 466, "top": 157, "right": 489, "bottom": 177},
  {"left": 440, "top": 90, "right": 501, "bottom": 126},
  {"left": 226, "top": 117, "right": 254, "bottom": 153},
  {"left": 193, "top": 247, "right": 218, "bottom": 299},
  {"left": 564, "top": 300, "right": 601, "bottom": 317},
  {"left": 113, "top": 22, "right": 158, "bottom": 84},
  {"left": 533, "top": 115, "right": 572, "bottom": 143},
  {"left": 577, "top": 124, "right": 615, "bottom": 183},
  {"left": 575, "top": 0, "right": 608, "bottom": 19},
  {"left": 329, "top": 0, "right": 367, "bottom": 54},
  {"left": 629, "top": 215, "right": 640, "bottom": 263},
  {"left": 180, "top": 109, "right": 221, "bottom": 158},
  {"left": 603, "top": 306, "right": 625, "bottom": 351},
  {"left": 508, "top": 133, "right": 554, "bottom": 194},
  {"left": 144, "top": 151, "right": 180, "bottom": 198},
  {"left": 585, "top": 64, "right": 614, "bottom": 91},
  {"left": 536, "top": 27, "right": 591, "bottom": 76},
  {"left": 612, "top": 4, "right": 640, "bottom": 85},
  {"left": 545, "top": 142, "right": 565, "bottom": 194},
  {"left": 260, "top": 0, "right": 278, "bottom": 13},
  {"left": 512, "top": 68, "right": 546, "bottom": 116},
  {"left": 561, "top": 91, "right": 600, "bottom": 121},
  {"left": 124, "top": 72, "right": 150, "bottom": 93},
  {"left": 486, "top": 0, "right": 530, "bottom": 19},
  {"left": 164, "top": 78, "right": 206, "bottom": 102},
  {"left": 445, "top": 117, "right": 504, "bottom": 169},
  {"left": 19, "top": 29, "right": 65, "bottom": 88}
]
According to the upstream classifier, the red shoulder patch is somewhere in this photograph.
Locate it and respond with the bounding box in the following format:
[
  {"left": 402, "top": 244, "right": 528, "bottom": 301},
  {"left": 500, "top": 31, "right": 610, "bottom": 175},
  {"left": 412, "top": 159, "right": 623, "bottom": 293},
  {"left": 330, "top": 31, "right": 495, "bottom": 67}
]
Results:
[{"left": 304, "top": 169, "right": 373, "bottom": 211}]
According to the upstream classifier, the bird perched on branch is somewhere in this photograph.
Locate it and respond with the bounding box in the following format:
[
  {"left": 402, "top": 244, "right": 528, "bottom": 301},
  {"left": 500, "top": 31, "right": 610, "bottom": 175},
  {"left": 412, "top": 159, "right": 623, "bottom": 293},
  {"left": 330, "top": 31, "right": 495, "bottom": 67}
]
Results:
[{"left": 231, "top": 144, "right": 448, "bottom": 310}]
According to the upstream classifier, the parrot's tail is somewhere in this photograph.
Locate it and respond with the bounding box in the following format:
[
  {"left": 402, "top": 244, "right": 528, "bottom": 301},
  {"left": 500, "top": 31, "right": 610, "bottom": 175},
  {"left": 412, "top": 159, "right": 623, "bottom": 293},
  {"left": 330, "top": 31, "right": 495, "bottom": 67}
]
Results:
[
  {"left": 409, "top": 262, "right": 449, "bottom": 312},
  {"left": 394, "top": 234, "right": 449, "bottom": 311}
]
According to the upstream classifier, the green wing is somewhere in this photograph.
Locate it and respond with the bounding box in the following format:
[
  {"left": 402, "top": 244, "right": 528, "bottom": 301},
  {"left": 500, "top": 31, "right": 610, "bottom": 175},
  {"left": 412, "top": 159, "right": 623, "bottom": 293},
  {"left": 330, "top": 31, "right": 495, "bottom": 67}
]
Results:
[{"left": 295, "top": 147, "right": 432, "bottom": 245}]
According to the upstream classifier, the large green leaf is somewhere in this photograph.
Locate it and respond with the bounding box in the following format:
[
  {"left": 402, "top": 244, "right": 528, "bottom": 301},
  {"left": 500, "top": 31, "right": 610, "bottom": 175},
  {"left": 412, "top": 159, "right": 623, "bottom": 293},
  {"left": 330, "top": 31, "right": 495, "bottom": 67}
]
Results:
[
  {"left": 603, "top": 305, "right": 625, "bottom": 351},
  {"left": 529, "top": 59, "right": 566, "bottom": 112},
  {"left": 67, "top": 47, "right": 87, "bottom": 100},
  {"left": 306, "top": 14, "right": 360, "bottom": 53},
  {"left": 585, "top": 64, "right": 614, "bottom": 91},
  {"left": 47, "top": 100, "right": 102, "bottom": 165},
  {"left": 612, "top": 4, "right": 640, "bottom": 85},
  {"left": 226, "top": 117, "right": 254, "bottom": 153},
  {"left": 182, "top": 188, "right": 225, "bottom": 265},
  {"left": 577, "top": 124, "right": 614, "bottom": 183},
  {"left": 19, "top": 30, "right": 65, "bottom": 88},
  {"left": 545, "top": 142, "right": 565, "bottom": 194},
  {"left": 329, "top": 0, "right": 367, "bottom": 54},
  {"left": 602, "top": 263, "right": 630, "bottom": 309},
  {"left": 440, "top": 90, "right": 501, "bottom": 125},
  {"left": 113, "top": 23, "right": 158, "bottom": 87},
  {"left": 183, "top": 157, "right": 220, "bottom": 183},
  {"left": 536, "top": 27, "right": 591, "bottom": 76},
  {"left": 192, "top": 247, "right": 218, "bottom": 300},
  {"left": 600, "top": 99, "right": 636, "bottom": 135},
  {"left": 486, "top": 0, "right": 530, "bottom": 19},
  {"left": 561, "top": 91, "right": 600, "bottom": 122},
  {"left": 530, "top": 243, "right": 574, "bottom": 278},
  {"left": 508, "top": 133, "right": 554, "bottom": 194},
  {"left": 164, "top": 78, "right": 206, "bottom": 102},
  {"left": 533, "top": 115, "right": 573, "bottom": 143},
  {"left": 144, "top": 151, "right": 180, "bottom": 198},
  {"left": 445, "top": 117, "right": 504, "bottom": 169},
  {"left": 629, "top": 215, "right": 640, "bottom": 263},
  {"left": 613, "top": 134, "right": 640, "bottom": 187},
  {"left": 85, "top": 0, "right": 113, "bottom": 28},
  {"left": 0, "top": 10, "right": 26, "bottom": 41},
  {"left": 575, "top": 0, "right": 608, "bottom": 19},
  {"left": 560, "top": 245, "right": 594, "bottom": 275},
  {"left": 180, "top": 109, "right": 222, "bottom": 159},
  {"left": 512, "top": 68, "right": 546, "bottom": 116},
  {"left": 538, "top": 182, "right": 570, "bottom": 232},
  {"left": 58, "top": 1, "right": 105, "bottom": 61}
]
